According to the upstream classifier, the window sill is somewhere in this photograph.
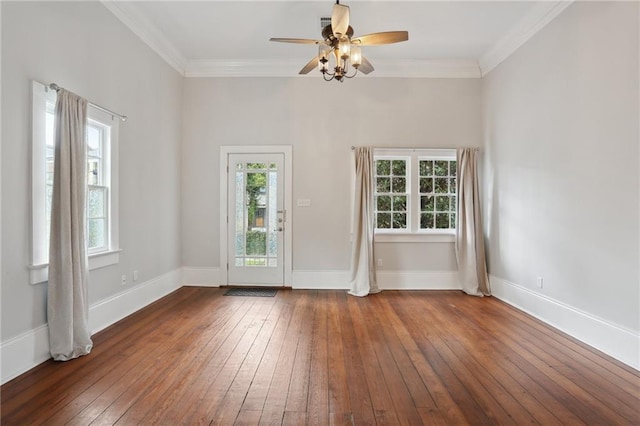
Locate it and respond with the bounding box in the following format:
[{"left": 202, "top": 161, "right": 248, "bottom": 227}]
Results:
[
  {"left": 374, "top": 232, "right": 455, "bottom": 243},
  {"left": 28, "top": 249, "right": 122, "bottom": 285}
]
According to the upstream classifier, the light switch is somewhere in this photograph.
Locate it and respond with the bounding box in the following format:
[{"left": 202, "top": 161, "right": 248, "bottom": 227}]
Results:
[{"left": 297, "top": 198, "right": 312, "bottom": 207}]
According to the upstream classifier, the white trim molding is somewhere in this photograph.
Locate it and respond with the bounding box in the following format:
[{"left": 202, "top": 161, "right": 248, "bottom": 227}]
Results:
[
  {"left": 100, "top": 0, "right": 187, "bottom": 76},
  {"left": 0, "top": 325, "right": 51, "bottom": 386},
  {"left": 101, "top": 0, "right": 573, "bottom": 80},
  {"left": 1, "top": 269, "right": 182, "bottom": 385},
  {"left": 292, "top": 270, "right": 351, "bottom": 290},
  {"left": 89, "top": 269, "right": 182, "bottom": 334},
  {"left": 30, "top": 249, "right": 122, "bottom": 285},
  {"left": 377, "top": 270, "right": 460, "bottom": 291},
  {"left": 185, "top": 58, "right": 481, "bottom": 79},
  {"left": 182, "top": 267, "right": 222, "bottom": 287},
  {"left": 490, "top": 275, "right": 640, "bottom": 370},
  {"left": 219, "top": 145, "right": 293, "bottom": 288},
  {"left": 291, "top": 269, "right": 460, "bottom": 291},
  {"left": 479, "top": 1, "right": 574, "bottom": 76}
]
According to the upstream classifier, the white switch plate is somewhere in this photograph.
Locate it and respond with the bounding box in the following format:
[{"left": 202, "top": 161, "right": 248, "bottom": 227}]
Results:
[{"left": 297, "top": 198, "right": 311, "bottom": 207}]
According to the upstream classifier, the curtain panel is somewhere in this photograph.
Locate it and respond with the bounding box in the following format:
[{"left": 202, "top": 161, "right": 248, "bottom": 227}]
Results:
[
  {"left": 48, "top": 89, "right": 93, "bottom": 360},
  {"left": 349, "top": 147, "right": 379, "bottom": 297},
  {"left": 456, "top": 148, "right": 490, "bottom": 296}
]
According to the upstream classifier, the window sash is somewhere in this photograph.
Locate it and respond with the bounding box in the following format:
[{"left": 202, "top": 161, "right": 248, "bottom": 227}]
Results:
[
  {"left": 374, "top": 156, "right": 410, "bottom": 230},
  {"left": 418, "top": 158, "right": 456, "bottom": 230},
  {"left": 87, "top": 185, "right": 109, "bottom": 253},
  {"left": 374, "top": 149, "right": 456, "bottom": 234}
]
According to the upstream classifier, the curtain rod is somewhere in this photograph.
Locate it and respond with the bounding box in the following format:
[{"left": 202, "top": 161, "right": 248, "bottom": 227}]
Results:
[
  {"left": 46, "top": 82, "right": 127, "bottom": 122},
  {"left": 351, "top": 146, "right": 479, "bottom": 151}
]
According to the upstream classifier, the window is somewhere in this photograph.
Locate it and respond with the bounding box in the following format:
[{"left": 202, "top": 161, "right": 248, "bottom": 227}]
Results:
[
  {"left": 30, "top": 81, "right": 120, "bottom": 284},
  {"left": 374, "top": 149, "right": 456, "bottom": 241},
  {"left": 86, "top": 120, "right": 110, "bottom": 253},
  {"left": 374, "top": 158, "right": 409, "bottom": 230},
  {"left": 418, "top": 158, "right": 456, "bottom": 230}
]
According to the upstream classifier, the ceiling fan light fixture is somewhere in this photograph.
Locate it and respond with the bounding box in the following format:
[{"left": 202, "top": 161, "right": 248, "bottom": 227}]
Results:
[
  {"left": 270, "top": 0, "right": 408, "bottom": 82},
  {"left": 318, "top": 45, "right": 330, "bottom": 72},
  {"left": 338, "top": 37, "right": 351, "bottom": 60},
  {"left": 351, "top": 45, "right": 362, "bottom": 68}
]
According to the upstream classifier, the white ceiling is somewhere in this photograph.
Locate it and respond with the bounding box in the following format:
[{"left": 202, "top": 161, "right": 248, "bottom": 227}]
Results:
[{"left": 101, "top": 1, "right": 573, "bottom": 78}]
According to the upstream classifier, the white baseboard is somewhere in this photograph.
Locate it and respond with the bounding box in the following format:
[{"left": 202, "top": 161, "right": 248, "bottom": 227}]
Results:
[
  {"left": 490, "top": 275, "right": 640, "bottom": 370},
  {"left": 292, "top": 270, "right": 351, "bottom": 289},
  {"left": 1, "top": 268, "right": 182, "bottom": 385},
  {"left": 377, "top": 270, "right": 460, "bottom": 290},
  {"left": 291, "top": 269, "right": 461, "bottom": 291},
  {"left": 181, "top": 267, "right": 221, "bottom": 287},
  {"left": 89, "top": 269, "right": 182, "bottom": 334},
  {"left": 0, "top": 325, "right": 50, "bottom": 386}
]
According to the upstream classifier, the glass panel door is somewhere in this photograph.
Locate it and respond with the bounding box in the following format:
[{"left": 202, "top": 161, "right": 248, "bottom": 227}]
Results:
[{"left": 228, "top": 153, "right": 284, "bottom": 285}]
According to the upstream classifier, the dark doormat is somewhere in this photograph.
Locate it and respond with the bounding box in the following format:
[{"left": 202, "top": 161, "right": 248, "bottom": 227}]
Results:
[{"left": 223, "top": 287, "right": 278, "bottom": 297}]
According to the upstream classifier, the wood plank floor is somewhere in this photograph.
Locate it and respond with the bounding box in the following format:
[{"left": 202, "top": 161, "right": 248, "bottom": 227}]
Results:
[{"left": 2, "top": 288, "right": 639, "bottom": 425}]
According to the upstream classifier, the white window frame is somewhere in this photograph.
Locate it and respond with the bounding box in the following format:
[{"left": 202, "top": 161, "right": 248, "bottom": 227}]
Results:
[
  {"left": 29, "top": 81, "right": 120, "bottom": 285},
  {"left": 373, "top": 154, "right": 412, "bottom": 233},
  {"left": 374, "top": 148, "right": 456, "bottom": 243},
  {"left": 86, "top": 117, "right": 111, "bottom": 255}
]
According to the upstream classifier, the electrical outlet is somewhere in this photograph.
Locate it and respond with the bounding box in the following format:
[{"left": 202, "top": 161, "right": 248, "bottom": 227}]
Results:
[
  {"left": 121, "top": 274, "right": 127, "bottom": 286},
  {"left": 133, "top": 270, "right": 139, "bottom": 281},
  {"left": 536, "top": 276, "right": 543, "bottom": 288},
  {"left": 377, "top": 258, "right": 383, "bottom": 267}
]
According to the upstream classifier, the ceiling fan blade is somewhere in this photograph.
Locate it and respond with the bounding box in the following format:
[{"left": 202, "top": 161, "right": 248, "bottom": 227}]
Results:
[
  {"left": 353, "top": 31, "right": 409, "bottom": 46},
  {"left": 358, "top": 56, "right": 374, "bottom": 75},
  {"left": 331, "top": 3, "right": 350, "bottom": 36},
  {"left": 269, "top": 38, "right": 322, "bottom": 44},
  {"left": 299, "top": 56, "right": 319, "bottom": 75}
]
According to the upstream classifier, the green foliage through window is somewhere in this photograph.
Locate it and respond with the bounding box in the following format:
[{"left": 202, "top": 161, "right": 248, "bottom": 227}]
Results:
[
  {"left": 419, "top": 159, "right": 456, "bottom": 230},
  {"left": 374, "top": 158, "right": 408, "bottom": 229},
  {"left": 374, "top": 155, "right": 456, "bottom": 232}
]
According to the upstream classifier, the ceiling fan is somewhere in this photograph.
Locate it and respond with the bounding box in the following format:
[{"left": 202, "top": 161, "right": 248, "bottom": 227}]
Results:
[{"left": 270, "top": 0, "right": 409, "bottom": 82}]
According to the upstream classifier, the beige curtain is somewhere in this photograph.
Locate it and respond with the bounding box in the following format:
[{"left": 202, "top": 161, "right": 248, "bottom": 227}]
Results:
[
  {"left": 456, "top": 148, "right": 490, "bottom": 296},
  {"left": 48, "top": 89, "right": 93, "bottom": 360},
  {"left": 349, "top": 147, "right": 379, "bottom": 296}
]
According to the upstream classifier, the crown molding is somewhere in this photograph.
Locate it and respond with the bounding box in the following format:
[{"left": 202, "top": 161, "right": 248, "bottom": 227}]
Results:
[
  {"left": 184, "top": 58, "right": 481, "bottom": 79},
  {"left": 479, "top": 1, "right": 574, "bottom": 76},
  {"left": 363, "top": 59, "right": 481, "bottom": 79},
  {"left": 100, "top": 0, "right": 187, "bottom": 76},
  {"left": 102, "top": 0, "right": 572, "bottom": 80}
]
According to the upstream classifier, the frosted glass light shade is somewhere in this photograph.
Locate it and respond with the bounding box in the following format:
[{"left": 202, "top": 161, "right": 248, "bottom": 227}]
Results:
[
  {"left": 351, "top": 45, "right": 362, "bottom": 67},
  {"left": 338, "top": 37, "right": 350, "bottom": 59}
]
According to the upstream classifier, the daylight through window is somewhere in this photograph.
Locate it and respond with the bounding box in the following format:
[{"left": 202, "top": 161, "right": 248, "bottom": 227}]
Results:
[{"left": 374, "top": 149, "right": 456, "bottom": 234}]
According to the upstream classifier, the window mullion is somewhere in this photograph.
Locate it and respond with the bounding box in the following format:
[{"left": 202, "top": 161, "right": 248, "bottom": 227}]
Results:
[{"left": 410, "top": 153, "right": 420, "bottom": 233}]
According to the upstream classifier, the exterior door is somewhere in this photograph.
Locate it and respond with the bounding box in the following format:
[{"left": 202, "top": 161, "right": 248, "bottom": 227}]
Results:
[{"left": 227, "top": 153, "right": 285, "bottom": 286}]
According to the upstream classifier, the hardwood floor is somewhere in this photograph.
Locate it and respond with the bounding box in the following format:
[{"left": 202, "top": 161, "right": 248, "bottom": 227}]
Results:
[{"left": 1, "top": 287, "right": 638, "bottom": 425}]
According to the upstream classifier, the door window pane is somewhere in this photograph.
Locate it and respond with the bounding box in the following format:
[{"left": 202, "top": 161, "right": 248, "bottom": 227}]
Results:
[
  {"left": 268, "top": 171, "right": 278, "bottom": 258},
  {"left": 235, "top": 172, "right": 245, "bottom": 256},
  {"left": 234, "top": 164, "right": 279, "bottom": 269}
]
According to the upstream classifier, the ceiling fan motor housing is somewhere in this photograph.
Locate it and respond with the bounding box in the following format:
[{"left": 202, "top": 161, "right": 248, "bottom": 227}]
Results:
[{"left": 322, "top": 24, "right": 354, "bottom": 44}]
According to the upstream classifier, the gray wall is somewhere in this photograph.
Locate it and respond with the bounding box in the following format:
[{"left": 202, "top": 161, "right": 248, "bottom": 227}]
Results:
[
  {"left": 180, "top": 77, "right": 481, "bottom": 272},
  {"left": 482, "top": 1, "right": 639, "bottom": 332},
  {"left": 3, "top": 0, "right": 636, "bottom": 368},
  {"left": 1, "top": 2, "right": 183, "bottom": 340}
]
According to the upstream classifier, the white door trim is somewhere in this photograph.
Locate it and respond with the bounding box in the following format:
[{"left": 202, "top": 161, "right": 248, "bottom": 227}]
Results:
[{"left": 220, "top": 145, "right": 293, "bottom": 287}]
